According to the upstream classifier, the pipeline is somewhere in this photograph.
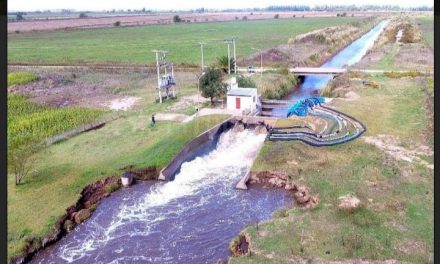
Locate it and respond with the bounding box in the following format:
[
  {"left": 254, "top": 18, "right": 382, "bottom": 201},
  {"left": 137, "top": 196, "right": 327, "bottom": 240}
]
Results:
[{"left": 267, "top": 105, "right": 366, "bottom": 147}]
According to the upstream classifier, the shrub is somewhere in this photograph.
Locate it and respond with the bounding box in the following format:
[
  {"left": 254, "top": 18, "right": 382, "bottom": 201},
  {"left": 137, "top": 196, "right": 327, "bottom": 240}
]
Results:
[
  {"left": 242, "top": 16, "right": 248, "bottom": 20},
  {"left": 274, "top": 14, "right": 279, "bottom": 19},
  {"left": 79, "top": 12, "right": 87, "bottom": 18},
  {"left": 236, "top": 75, "right": 256, "bottom": 88},
  {"left": 113, "top": 21, "right": 121, "bottom": 27},
  {"left": 104, "top": 183, "right": 120, "bottom": 194},
  {"left": 384, "top": 70, "right": 421, "bottom": 78},
  {"left": 8, "top": 72, "right": 39, "bottom": 86}
]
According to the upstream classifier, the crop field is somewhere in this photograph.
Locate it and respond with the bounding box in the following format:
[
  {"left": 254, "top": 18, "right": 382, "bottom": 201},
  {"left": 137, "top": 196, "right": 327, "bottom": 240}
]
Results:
[
  {"left": 8, "top": 94, "right": 104, "bottom": 155},
  {"left": 416, "top": 16, "right": 433, "bottom": 49},
  {"left": 8, "top": 17, "right": 361, "bottom": 65}
]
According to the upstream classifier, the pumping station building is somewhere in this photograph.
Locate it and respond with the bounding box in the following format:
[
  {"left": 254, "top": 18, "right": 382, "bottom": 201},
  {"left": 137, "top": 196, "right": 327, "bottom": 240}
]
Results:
[{"left": 226, "top": 77, "right": 260, "bottom": 115}]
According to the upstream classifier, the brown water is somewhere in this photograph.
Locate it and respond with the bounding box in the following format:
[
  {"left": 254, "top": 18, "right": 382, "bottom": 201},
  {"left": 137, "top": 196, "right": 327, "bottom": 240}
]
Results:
[{"left": 31, "top": 129, "right": 291, "bottom": 263}]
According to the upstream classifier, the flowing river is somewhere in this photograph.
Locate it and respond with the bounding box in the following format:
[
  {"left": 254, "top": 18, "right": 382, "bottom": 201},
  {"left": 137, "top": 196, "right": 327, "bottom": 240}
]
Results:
[
  {"left": 31, "top": 129, "right": 291, "bottom": 263},
  {"left": 31, "top": 19, "right": 390, "bottom": 264}
]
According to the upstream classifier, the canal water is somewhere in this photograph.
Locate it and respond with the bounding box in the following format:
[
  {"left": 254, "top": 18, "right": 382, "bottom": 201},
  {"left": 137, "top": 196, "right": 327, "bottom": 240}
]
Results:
[
  {"left": 31, "top": 129, "right": 291, "bottom": 264},
  {"left": 272, "top": 20, "right": 389, "bottom": 117}
]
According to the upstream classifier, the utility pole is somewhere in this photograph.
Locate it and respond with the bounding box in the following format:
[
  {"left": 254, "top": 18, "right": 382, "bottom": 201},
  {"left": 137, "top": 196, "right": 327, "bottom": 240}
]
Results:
[
  {"left": 198, "top": 42, "right": 206, "bottom": 73},
  {"left": 252, "top": 47, "right": 263, "bottom": 78},
  {"left": 152, "top": 49, "right": 169, "bottom": 104},
  {"left": 224, "top": 39, "right": 234, "bottom": 75},
  {"left": 232, "top": 38, "right": 237, "bottom": 73}
]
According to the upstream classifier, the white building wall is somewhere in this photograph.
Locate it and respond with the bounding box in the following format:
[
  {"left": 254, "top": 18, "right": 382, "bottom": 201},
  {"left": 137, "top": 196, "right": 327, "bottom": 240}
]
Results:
[{"left": 226, "top": 95, "right": 257, "bottom": 113}]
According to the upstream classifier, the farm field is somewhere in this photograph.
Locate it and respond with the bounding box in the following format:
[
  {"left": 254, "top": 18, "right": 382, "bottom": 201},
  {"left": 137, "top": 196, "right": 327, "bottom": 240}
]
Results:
[
  {"left": 7, "top": 11, "right": 392, "bottom": 33},
  {"left": 8, "top": 17, "right": 362, "bottom": 65},
  {"left": 416, "top": 16, "right": 433, "bottom": 49}
]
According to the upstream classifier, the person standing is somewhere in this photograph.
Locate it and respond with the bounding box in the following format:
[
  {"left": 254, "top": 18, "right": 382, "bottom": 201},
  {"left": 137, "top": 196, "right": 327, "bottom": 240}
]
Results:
[{"left": 151, "top": 114, "right": 156, "bottom": 126}]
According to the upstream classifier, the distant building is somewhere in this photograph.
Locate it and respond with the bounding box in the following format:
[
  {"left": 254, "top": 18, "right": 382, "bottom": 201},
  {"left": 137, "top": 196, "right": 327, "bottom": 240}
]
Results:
[{"left": 227, "top": 88, "right": 259, "bottom": 116}]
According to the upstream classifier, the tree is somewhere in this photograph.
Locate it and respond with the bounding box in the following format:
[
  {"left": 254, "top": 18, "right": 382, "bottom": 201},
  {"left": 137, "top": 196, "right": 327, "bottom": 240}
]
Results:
[
  {"left": 79, "top": 12, "right": 87, "bottom": 18},
  {"left": 173, "top": 15, "right": 182, "bottom": 23},
  {"left": 12, "top": 147, "right": 36, "bottom": 185},
  {"left": 16, "top": 13, "right": 24, "bottom": 21},
  {"left": 199, "top": 68, "right": 227, "bottom": 105},
  {"left": 274, "top": 14, "right": 280, "bottom": 19},
  {"left": 113, "top": 21, "right": 121, "bottom": 27},
  {"left": 216, "top": 55, "right": 235, "bottom": 74}
]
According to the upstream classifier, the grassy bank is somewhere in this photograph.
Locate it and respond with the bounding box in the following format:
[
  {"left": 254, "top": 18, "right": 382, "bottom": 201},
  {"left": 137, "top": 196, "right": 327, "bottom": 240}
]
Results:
[
  {"left": 7, "top": 112, "right": 229, "bottom": 260},
  {"left": 415, "top": 16, "right": 433, "bottom": 49},
  {"left": 231, "top": 70, "right": 433, "bottom": 262},
  {"left": 8, "top": 17, "right": 361, "bottom": 65}
]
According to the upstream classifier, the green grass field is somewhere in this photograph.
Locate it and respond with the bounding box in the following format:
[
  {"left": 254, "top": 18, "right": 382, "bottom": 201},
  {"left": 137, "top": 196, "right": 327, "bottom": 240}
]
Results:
[
  {"left": 8, "top": 17, "right": 360, "bottom": 65},
  {"left": 416, "top": 16, "right": 433, "bottom": 49},
  {"left": 231, "top": 73, "right": 433, "bottom": 263}
]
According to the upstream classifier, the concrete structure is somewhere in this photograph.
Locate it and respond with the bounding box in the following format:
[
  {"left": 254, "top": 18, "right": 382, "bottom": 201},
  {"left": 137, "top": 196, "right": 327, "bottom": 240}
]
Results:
[
  {"left": 159, "top": 116, "right": 276, "bottom": 181},
  {"left": 121, "top": 172, "right": 134, "bottom": 187},
  {"left": 227, "top": 88, "right": 259, "bottom": 115}
]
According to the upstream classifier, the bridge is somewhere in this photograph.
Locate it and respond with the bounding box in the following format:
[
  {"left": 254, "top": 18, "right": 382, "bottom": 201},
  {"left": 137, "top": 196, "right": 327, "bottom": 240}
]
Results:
[{"left": 289, "top": 67, "right": 347, "bottom": 75}]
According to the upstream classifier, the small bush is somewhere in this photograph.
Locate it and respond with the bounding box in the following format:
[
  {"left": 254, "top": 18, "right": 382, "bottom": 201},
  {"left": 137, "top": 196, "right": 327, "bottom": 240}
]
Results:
[
  {"left": 113, "top": 21, "right": 121, "bottom": 27},
  {"left": 274, "top": 14, "right": 279, "bottom": 19},
  {"left": 384, "top": 70, "right": 421, "bottom": 78},
  {"left": 272, "top": 208, "right": 288, "bottom": 218},
  {"left": 104, "top": 183, "right": 120, "bottom": 194},
  {"left": 236, "top": 75, "right": 256, "bottom": 88},
  {"left": 309, "top": 53, "right": 320, "bottom": 63},
  {"left": 242, "top": 16, "right": 248, "bottom": 20},
  {"left": 8, "top": 72, "right": 39, "bottom": 86}
]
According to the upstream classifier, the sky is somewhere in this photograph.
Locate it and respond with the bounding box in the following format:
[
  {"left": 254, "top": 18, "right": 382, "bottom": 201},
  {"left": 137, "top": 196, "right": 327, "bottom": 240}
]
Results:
[{"left": 8, "top": 0, "right": 433, "bottom": 12}]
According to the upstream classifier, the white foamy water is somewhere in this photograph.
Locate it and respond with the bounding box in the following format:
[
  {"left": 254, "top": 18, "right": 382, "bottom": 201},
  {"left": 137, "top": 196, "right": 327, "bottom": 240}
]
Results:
[{"left": 53, "top": 129, "right": 267, "bottom": 263}]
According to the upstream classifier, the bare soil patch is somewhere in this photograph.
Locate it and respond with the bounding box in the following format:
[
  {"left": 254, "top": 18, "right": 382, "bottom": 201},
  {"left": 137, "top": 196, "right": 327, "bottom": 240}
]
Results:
[
  {"left": 363, "top": 134, "right": 433, "bottom": 169},
  {"left": 238, "top": 22, "right": 374, "bottom": 68},
  {"left": 8, "top": 72, "right": 132, "bottom": 110}
]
